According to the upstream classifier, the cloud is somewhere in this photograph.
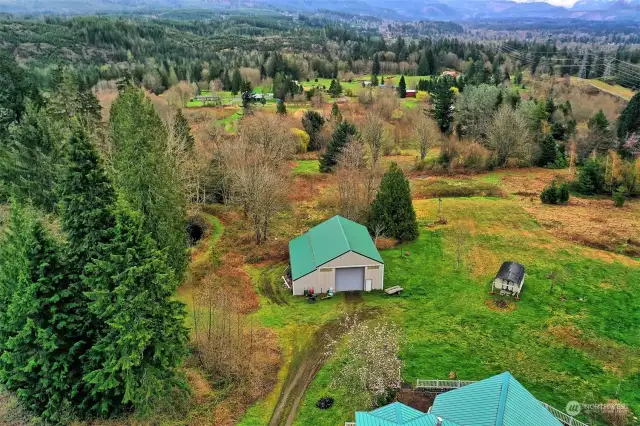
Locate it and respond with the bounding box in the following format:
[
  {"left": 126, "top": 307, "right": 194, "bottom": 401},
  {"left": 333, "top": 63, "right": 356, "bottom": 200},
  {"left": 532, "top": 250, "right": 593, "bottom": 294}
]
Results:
[{"left": 512, "top": 0, "right": 580, "bottom": 7}]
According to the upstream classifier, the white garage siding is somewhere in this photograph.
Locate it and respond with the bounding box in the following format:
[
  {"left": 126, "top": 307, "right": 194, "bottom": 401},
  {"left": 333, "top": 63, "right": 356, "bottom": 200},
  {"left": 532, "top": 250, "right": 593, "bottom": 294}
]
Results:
[{"left": 292, "top": 251, "right": 384, "bottom": 295}]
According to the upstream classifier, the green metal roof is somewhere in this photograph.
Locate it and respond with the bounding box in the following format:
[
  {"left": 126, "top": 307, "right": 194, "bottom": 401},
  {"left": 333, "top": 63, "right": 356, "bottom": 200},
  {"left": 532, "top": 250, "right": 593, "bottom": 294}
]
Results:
[
  {"left": 355, "top": 402, "right": 460, "bottom": 426},
  {"left": 430, "top": 372, "right": 563, "bottom": 426},
  {"left": 289, "top": 216, "right": 383, "bottom": 280}
]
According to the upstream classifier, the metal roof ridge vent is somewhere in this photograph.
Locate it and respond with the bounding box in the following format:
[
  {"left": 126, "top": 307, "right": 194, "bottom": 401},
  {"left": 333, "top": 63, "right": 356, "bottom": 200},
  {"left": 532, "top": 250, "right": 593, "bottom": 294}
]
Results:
[
  {"left": 393, "top": 402, "right": 403, "bottom": 424},
  {"left": 495, "top": 372, "right": 511, "bottom": 426},
  {"left": 307, "top": 229, "right": 317, "bottom": 268},
  {"left": 336, "top": 216, "right": 351, "bottom": 252}
]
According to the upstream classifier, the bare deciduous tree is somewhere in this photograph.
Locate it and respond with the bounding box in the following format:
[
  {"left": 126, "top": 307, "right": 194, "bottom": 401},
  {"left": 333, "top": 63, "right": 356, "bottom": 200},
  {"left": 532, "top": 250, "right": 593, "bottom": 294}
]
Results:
[
  {"left": 486, "top": 105, "right": 532, "bottom": 166},
  {"left": 411, "top": 108, "right": 440, "bottom": 160},
  {"left": 216, "top": 114, "right": 295, "bottom": 244},
  {"left": 336, "top": 138, "right": 368, "bottom": 222},
  {"left": 166, "top": 81, "right": 194, "bottom": 108},
  {"left": 361, "top": 111, "right": 386, "bottom": 168}
]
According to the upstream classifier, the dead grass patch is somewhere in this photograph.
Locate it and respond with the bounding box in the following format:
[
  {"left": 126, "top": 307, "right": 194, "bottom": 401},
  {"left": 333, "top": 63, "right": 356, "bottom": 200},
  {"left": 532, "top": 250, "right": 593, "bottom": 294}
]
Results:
[
  {"left": 523, "top": 198, "right": 640, "bottom": 257},
  {"left": 484, "top": 298, "right": 518, "bottom": 313},
  {"left": 412, "top": 177, "right": 506, "bottom": 199}
]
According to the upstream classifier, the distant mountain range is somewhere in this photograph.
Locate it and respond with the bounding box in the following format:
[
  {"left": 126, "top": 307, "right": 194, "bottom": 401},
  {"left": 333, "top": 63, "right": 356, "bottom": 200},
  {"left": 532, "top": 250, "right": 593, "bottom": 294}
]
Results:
[{"left": 0, "top": 0, "right": 639, "bottom": 21}]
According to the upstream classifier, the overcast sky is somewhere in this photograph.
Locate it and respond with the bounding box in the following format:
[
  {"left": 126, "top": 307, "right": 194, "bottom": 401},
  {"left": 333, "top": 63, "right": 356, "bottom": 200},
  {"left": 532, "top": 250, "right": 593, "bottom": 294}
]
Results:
[{"left": 512, "top": 0, "right": 581, "bottom": 7}]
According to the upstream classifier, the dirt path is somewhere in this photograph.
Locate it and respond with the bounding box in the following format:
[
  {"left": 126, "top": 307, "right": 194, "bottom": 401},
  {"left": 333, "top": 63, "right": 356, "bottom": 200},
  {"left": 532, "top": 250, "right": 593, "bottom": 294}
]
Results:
[{"left": 268, "top": 293, "right": 370, "bottom": 426}]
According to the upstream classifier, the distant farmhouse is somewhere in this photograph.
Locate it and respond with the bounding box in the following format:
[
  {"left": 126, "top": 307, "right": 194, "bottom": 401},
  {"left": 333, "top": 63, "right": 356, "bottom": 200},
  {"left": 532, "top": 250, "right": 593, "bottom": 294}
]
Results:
[
  {"left": 288, "top": 216, "right": 384, "bottom": 296},
  {"left": 493, "top": 261, "right": 525, "bottom": 297},
  {"left": 441, "top": 70, "right": 459, "bottom": 78},
  {"left": 351, "top": 372, "right": 565, "bottom": 426}
]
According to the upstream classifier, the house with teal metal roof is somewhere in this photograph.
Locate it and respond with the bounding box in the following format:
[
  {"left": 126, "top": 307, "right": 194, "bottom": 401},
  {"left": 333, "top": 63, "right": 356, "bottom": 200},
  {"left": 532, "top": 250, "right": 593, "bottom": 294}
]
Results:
[
  {"left": 288, "top": 215, "right": 384, "bottom": 295},
  {"left": 355, "top": 402, "right": 460, "bottom": 426},
  {"left": 351, "top": 372, "right": 564, "bottom": 426}
]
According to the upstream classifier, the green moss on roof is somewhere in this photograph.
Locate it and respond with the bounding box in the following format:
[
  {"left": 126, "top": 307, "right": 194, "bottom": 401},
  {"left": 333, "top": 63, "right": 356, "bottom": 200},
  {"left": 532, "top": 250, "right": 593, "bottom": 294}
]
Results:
[{"left": 288, "top": 216, "right": 383, "bottom": 280}]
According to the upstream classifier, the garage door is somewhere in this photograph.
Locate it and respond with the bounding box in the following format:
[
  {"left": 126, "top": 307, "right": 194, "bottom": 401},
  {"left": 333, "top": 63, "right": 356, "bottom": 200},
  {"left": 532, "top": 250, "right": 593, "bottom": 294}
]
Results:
[{"left": 335, "top": 267, "right": 364, "bottom": 292}]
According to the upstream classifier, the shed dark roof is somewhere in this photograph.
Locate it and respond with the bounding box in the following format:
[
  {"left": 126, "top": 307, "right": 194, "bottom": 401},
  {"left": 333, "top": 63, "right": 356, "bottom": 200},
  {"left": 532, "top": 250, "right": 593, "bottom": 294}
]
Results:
[{"left": 495, "top": 262, "right": 525, "bottom": 284}]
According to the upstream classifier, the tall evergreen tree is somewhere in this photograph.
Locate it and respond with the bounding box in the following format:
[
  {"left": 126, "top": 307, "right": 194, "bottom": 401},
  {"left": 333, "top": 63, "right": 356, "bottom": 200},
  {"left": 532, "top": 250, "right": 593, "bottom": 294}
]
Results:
[
  {"left": 0, "top": 202, "right": 80, "bottom": 421},
  {"left": 372, "top": 54, "right": 381, "bottom": 76},
  {"left": 617, "top": 92, "right": 640, "bottom": 157},
  {"left": 57, "top": 129, "right": 118, "bottom": 414},
  {"left": 368, "top": 162, "right": 418, "bottom": 242},
  {"left": 83, "top": 205, "right": 188, "bottom": 416},
  {"left": 0, "top": 51, "right": 29, "bottom": 135},
  {"left": 0, "top": 102, "right": 64, "bottom": 212},
  {"left": 431, "top": 79, "right": 455, "bottom": 135},
  {"left": 329, "top": 79, "right": 343, "bottom": 97},
  {"left": 172, "top": 108, "right": 195, "bottom": 152},
  {"left": 319, "top": 120, "right": 357, "bottom": 172},
  {"left": 331, "top": 102, "right": 342, "bottom": 123},
  {"left": 397, "top": 75, "right": 407, "bottom": 98},
  {"left": 537, "top": 134, "right": 557, "bottom": 167},
  {"left": 302, "top": 110, "right": 325, "bottom": 151},
  {"left": 109, "top": 87, "right": 188, "bottom": 278},
  {"left": 418, "top": 53, "right": 430, "bottom": 76},
  {"left": 231, "top": 69, "right": 242, "bottom": 95}
]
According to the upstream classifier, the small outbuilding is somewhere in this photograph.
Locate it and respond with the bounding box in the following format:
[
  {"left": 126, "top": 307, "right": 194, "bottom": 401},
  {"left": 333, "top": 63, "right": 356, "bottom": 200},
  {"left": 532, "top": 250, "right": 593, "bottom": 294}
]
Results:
[
  {"left": 493, "top": 261, "right": 525, "bottom": 297},
  {"left": 288, "top": 216, "right": 384, "bottom": 296},
  {"left": 405, "top": 89, "right": 417, "bottom": 98}
]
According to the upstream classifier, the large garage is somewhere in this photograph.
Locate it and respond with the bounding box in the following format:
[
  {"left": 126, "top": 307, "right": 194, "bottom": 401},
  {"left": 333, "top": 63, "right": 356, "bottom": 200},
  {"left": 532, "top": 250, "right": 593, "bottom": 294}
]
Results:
[{"left": 288, "top": 216, "right": 384, "bottom": 296}]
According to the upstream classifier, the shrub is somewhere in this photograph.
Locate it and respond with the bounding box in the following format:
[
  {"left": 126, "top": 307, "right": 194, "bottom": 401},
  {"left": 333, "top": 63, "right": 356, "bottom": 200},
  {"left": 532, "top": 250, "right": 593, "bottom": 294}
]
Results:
[
  {"left": 576, "top": 159, "right": 605, "bottom": 195},
  {"left": 316, "top": 396, "right": 334, "bottom": 409},
  {"left": 541, "top": 180, "right": 570, "bottom": 205},
  {"left": 613, "top": 185, "right": 627, "bottom": 207},
  {"left": 291, "top": 128, "right": 310, "bottom": 153}
]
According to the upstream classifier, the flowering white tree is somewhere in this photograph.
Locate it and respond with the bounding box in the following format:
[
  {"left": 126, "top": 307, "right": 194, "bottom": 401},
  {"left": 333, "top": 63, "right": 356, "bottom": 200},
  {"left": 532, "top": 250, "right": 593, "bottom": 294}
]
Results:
[{"left": 329, "top": 315, "right": 403, "bottom": 407}]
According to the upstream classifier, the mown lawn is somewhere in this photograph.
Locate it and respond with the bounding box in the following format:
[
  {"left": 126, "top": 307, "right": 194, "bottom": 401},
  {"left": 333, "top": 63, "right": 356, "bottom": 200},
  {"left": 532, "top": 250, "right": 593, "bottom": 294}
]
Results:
[{"left": 239, "top": 196, "right": 640, "bottom": 426}]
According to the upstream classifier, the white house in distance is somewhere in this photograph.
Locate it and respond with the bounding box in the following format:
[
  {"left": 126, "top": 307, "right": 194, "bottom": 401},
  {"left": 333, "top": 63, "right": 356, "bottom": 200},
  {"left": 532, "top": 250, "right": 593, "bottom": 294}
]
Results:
[
  {"left": 288, "top": 216, "right": 384, "bottom": 296},
  {"left": 493, "top": 261, "right": 525, "bottom": 297}
]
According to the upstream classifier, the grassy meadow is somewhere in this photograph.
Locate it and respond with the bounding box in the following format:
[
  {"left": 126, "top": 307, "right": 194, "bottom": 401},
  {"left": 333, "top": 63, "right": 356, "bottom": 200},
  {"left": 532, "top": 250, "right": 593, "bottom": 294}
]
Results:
[{"left": 212, "top": 165, "right": 640, "bottom": 426}]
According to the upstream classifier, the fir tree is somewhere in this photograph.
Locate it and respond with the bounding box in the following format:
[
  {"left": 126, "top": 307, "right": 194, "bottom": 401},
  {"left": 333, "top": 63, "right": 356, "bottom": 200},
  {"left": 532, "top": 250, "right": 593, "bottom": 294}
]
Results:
[
  {"left": 368, "top": 162, "right": 418, "bottom": 242},
  {"left": 538, "top": 134, "right": 557, "bottom": 167},
  {"left": 371, "top": 74, "right": 379, "bottom": 86},
  {"left": 57, "top": 129, "right": 118, "bottom": 413},
  {"left": 329, "top": 79, "right": 343, "bottom": 97},
  {"left": 617, "top": 92, "right": 640, "bottom": 157},
  {"left": 397, "top": 75, "right": 407, "bottom": 98},
  {"left": 109, "top": 87, "right": 188, "bottom": 279},
  {"left": 0, "top": 202, "right": 81, "bottom": 421},
  {"left": 331, "top": 102, "right": 342, "bottom": 123},
  {"left": 431, "top": 79, "right": 455, "bottom": 135},
  {"left": 172, "top": 109, "right": 194, "bottom": 152},
  {"left": 0, "top": 101, "right": 65, "bottom": 212},
  {"left": 418, "top": 53, "right": 430, "bottom": 76},
  {"left": 319, "top": 120, "right": 358, "bottom": 172},
  {"left": 83, "top": 205, "right": 188, "bottom": 416},
  {"left": 372, "top": 54, "right": 380, "bottom": 76},
  {"left": 302, "top": 110, "right": 325, "bottom": 151},
  {"left": 231, "top": 69, "right": 242, "bottom": 95},
  {"left": 276, "top": 100, "right": 287, "bottom": 115}
]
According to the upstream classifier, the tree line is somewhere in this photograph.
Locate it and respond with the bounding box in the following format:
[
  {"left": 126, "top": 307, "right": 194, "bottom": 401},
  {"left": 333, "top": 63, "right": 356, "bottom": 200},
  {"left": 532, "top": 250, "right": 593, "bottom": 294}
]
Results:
[{"left": 0, "top": 53, "right": 192, "bottom": 422}]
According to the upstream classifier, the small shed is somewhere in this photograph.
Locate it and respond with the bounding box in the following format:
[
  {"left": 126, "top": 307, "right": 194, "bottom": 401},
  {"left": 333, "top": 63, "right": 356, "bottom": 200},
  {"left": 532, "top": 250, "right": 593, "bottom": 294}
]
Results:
[
  {"left": 493, "top": 261, "right": 525, "bottom": 296},
  {"left": 288, "top": 216, "right": 384, "bottom": 296},
  {"left": 406, "top": 89, "right": 417, "bottom": 98}
]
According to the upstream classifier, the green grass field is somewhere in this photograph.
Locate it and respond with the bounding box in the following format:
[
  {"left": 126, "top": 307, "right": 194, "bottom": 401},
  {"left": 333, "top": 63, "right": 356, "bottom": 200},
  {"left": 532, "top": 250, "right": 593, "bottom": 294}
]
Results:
[
  {"left": 238, "top": 194, "right": 640, "bottom": 426},
  {"left": 292, "top": 159, "right": 320, "bottom": 175}
]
